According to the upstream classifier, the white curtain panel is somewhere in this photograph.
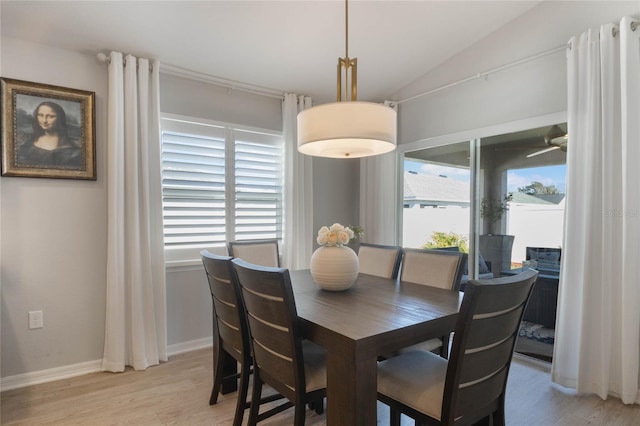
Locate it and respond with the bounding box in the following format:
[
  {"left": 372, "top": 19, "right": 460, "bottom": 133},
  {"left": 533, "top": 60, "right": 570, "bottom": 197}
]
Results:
[
  {"left": 102, "top": 52, "right": 167, "bottom": 372},
  {"left": 282, "top": 93, "right": 314, "bottom": 269},
  {"left": 358, "top": 101, "right": 399, "bottom": 246},
  {"left": 359, "top": 151, "right": 398, "bottom": 246},
  {"left": 552, "top": 17, "right": 640, "bottom": 404}
]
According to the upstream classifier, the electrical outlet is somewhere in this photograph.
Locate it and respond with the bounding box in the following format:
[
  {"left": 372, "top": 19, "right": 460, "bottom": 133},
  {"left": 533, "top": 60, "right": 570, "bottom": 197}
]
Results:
[{"left": 28, "top": 310, "right": 43, "bottom": 329}]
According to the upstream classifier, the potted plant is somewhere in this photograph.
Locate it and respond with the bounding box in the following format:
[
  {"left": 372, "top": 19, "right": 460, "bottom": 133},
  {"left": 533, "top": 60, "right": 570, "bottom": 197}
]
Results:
[
  {"left": 347, "top": 224, "right": 364, "bottom": 251},
  {"left": 480, "top": 193, "right": 513, "bottom": 229},
  {"left": 479, "top": 193, "right": 514, "bottom": 276}
]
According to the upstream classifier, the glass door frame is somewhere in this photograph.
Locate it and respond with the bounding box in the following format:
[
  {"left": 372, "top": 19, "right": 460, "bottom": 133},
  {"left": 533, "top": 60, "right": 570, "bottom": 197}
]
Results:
[{"left": 395, "top": 111, "right": 567, "bottom": 281}]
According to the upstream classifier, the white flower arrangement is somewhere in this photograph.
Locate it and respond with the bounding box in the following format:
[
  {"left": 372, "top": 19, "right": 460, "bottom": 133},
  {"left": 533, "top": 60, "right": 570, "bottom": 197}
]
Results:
[{"left": 316, "top": 223, "right": 355, "bottom": 247}]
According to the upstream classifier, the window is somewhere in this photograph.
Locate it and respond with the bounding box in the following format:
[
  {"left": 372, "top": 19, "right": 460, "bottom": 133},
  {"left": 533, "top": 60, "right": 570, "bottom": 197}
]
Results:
[{"left": 161, "top": 115, "right": 283, "bottom": 262}]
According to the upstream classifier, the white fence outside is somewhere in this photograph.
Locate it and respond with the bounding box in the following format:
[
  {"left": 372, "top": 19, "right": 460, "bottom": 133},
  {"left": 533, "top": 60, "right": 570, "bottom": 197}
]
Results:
[{"left": 402, "top": 202, "right": 564, "bottom": 263}]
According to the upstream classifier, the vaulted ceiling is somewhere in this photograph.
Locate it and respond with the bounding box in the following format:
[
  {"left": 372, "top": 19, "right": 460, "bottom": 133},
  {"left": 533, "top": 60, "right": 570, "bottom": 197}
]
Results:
[{"left": 1, "top": 1, "right": 540, "bottom": 103}]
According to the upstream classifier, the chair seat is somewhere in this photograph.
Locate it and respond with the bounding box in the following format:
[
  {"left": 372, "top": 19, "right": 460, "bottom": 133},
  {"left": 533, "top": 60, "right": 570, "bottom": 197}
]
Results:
[
  {"left": 398, "top": 337, "right": 443, "bottom": 354},
  {"left": 377, "top": 350, "right": 447, "bottom": 421},
  {"left": 301, "top": 340, "right": 327, "bottom": 392},
  {"left": 382, "top": 337, "right": 443, "bottom": 359}
]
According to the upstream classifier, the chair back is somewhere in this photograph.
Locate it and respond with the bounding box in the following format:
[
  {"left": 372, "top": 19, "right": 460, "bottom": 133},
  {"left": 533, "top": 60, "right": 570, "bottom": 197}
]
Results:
[
  {"left": 442, "top": 269, "right": 538, "bottom": 424},
  {"left": 400, "top": 248, "right": 467, "bottom": 290},
  {"left": 231, "top": 258, "right": 306, "bottom": 403},
  {"left": 201, "top": 250, "right": 250, "bottom": 365},
  {"left": 357, "top": 243, "right": 403, "bottom": 279},
  {"left": 227, "top": 239, "right": 280, "bottom": 267}
]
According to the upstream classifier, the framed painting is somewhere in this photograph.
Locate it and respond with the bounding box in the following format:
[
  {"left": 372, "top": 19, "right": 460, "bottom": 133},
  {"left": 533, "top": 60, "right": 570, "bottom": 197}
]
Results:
[{"left": 1, "top": 78, "right": 96, "bottom": 180}]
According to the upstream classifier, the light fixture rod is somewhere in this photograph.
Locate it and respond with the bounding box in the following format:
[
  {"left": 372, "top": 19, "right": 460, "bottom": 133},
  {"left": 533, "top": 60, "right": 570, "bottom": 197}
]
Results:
[
  {"left": 345, "top": 0, "right": 349, "bottom": 58},
  {"left": 337, "top": 0, "right": 357, "bottom": 102}
]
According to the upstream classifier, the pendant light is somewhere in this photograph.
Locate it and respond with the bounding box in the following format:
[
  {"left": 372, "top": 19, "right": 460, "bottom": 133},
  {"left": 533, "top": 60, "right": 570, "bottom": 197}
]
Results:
[{"left": 297, "top": 0, "right": 397, "bottom": 158}]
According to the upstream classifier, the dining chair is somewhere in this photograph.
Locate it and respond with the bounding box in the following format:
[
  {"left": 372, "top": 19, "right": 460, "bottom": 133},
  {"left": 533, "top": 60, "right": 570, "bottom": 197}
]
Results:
[
  {"left": 200, "top": 250, "right": 283, "bottom": 426},
  {"left": 227, "top": 239, "right": 280, "bottom": 267},
  {"left": 400, "top": 248, "right": 467, "bottom": 291},
  {"left": 231, "top": 258, "right": 327, "bottom": 426},
  {"left": 397, "top": 248, "right": 468, "bottom": 358},
  {"left": 377, "top": 269, "right": 538, "bottom": 426},
  {"left": 357, "top": 243, "right": 403, "bottom": 279},
  {"left": 200, "top": 250, "right": 252, "bottom": 425}
]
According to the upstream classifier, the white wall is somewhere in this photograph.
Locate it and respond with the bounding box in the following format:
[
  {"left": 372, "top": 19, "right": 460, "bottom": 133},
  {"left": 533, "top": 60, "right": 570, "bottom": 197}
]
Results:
[
  {"left": 312, "top": 157, "right": 360, "bottom": 243},
  {"left": 395, "top": 1, "right": 639, "bottom": 144},
  {"left": 1, "top": 37, "right": 109, "bottom": 377},
  {"left": 160, "top": 73, "right": 282, "bottom": 132}
]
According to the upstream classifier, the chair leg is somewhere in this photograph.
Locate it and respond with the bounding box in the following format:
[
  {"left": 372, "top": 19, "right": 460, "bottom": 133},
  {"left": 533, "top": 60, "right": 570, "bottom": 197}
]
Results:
[
  {"left": 232, "top": 361, "right": 251, "bottom": 426},
  {"left": 473, "top": 415, "right": 491, "bottom": 426},
  {"left": 210, "top": 341, "right": 224, "bottom": 405},
  {"left": 310, "top": 396, "right": 324, "bottom": 414},
  {"left": 294, "top": 400, "right": 306, "bottom": 426},
  {"left": 491, "top": 401, "right": 506, "bottom": 426},
  {"left": 247, "top": 375, "right": 263, "bottom": 426},
  {"left": 438, "top": 334, "right": 450, "bottom": 359},
  {"left": 390, "top": 407, "right": 401, "bottom": 426}
]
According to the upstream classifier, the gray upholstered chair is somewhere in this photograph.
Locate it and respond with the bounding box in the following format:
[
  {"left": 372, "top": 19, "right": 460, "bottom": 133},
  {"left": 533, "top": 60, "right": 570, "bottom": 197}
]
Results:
[
  {"left": 357, "top": 243, "right": 403, "bottom": 279},
  {"left": 397, "top": 248, "right": 467, "bottom": 358},
  {"left": 400, "top": 248, "right": 467, "bottom": 291},
  {"left": 231, "top": 258, "right": 326, "bottom": 425},
  {"left": 377, "top": 269, "right": 538, "bottom": 426},
  {"left": 227, "top": 239, "right": 280, "bottom": 267}
]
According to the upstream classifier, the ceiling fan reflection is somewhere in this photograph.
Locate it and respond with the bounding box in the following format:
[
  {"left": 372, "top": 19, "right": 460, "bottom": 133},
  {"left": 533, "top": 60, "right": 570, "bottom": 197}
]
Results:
[{"left": 526, "top": 125, "right": 568, "bottom": 158}]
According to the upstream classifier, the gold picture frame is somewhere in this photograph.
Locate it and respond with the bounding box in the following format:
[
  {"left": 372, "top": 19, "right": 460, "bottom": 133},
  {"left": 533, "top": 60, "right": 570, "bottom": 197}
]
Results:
[{"left": 1, "top": 78, "right": 96, "bottom": 180}]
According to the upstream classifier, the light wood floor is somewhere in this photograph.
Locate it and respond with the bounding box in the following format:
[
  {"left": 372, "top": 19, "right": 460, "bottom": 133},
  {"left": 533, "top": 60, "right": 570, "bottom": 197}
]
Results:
[{"left": 2, "top": 348, "right": 639, "bottom": 425}]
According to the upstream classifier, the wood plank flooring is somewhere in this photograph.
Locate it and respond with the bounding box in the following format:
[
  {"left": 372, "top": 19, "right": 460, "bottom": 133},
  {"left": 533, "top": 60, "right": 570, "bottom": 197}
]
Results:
[{"left": 2, "top": 348, "right": 639, "bottom": 425}]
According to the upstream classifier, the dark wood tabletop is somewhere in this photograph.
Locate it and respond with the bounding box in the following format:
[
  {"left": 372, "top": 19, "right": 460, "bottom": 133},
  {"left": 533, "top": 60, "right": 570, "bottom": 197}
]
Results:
[{"left": 290, "top": 270, "right": 463, "bottom": 426}]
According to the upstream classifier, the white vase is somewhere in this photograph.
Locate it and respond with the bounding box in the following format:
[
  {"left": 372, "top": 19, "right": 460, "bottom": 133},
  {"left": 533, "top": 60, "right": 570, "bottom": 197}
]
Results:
[{"left": 309, "top": 246, "right": 359, "bottom": 291}]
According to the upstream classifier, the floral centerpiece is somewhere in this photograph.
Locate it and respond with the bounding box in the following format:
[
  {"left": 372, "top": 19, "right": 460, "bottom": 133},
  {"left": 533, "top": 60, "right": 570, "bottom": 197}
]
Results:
[
  {"left": 310, "top": 223, "right": 360, "bottom": 291},
  {"left": 316, "top": 223, "right": 355, "bottom": 247}
]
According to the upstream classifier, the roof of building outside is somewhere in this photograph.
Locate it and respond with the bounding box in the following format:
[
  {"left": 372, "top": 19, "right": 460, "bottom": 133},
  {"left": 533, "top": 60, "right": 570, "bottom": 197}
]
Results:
[
  {"left": 403, "top": 171, "right": 565, "bottom": 206},
  {"left": 511, "top": 192, "right": 565, "bottom": 205},
  {"left": 404, "top": 171, "right": 470, "bottom": 204}
]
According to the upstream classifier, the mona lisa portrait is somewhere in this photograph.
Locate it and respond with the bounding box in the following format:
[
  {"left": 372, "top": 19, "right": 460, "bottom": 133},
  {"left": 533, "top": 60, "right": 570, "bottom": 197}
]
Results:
[{"left": 1, "top": 78, "right": 95, "bottom": 180}]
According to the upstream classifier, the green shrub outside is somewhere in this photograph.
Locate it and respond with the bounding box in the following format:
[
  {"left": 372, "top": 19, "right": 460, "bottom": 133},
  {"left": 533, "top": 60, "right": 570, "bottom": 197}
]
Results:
[{"left": 422, "top": 231, "right": 468, "bottom": 253}]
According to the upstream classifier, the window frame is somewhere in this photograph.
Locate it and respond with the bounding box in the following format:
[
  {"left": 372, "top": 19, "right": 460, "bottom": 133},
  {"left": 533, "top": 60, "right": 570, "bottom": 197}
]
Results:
[{"left": 161, "top": 113, "right": 284, "bottom": 266}]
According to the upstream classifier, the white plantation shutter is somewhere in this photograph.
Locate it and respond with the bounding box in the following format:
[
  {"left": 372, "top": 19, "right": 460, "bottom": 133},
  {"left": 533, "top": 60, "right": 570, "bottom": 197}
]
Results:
[
  {"left": 234, "top": 130, "right": 283, "bottom": 240},
  {"left": 161, "top": 117, "right": 283, "bottom": 262}
]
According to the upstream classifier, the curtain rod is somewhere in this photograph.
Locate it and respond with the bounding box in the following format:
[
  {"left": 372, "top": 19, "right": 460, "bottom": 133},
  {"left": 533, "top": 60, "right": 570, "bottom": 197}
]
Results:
[
  {"left": 393, "top": 45, "right": 568, "bottom": 105},
  {"left": 96, "top": 52, "right": 285, "bottom": 100},
  {"left": 160, "top": 63, "right": 285, "bottom": 100},
  {"left": 98, "top": 43, "right": 569, "bottom": 104}
]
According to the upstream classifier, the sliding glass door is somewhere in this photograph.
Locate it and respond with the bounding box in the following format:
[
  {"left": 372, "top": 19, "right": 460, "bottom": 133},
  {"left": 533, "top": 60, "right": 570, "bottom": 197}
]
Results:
[{"left": 401, "top": 122, "right": 567, "bottom": 362}]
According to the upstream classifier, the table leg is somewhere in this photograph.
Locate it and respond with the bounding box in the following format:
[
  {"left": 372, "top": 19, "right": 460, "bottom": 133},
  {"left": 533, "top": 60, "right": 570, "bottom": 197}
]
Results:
[
  {"left": 220, "top": 349, "right": 238, "bottom": 394},
  {"left": 326, "top": 350, "right": 377, "bottom": 425}
]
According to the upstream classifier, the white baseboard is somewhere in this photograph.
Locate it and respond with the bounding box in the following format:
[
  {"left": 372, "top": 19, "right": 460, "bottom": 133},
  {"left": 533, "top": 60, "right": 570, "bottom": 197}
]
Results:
[
  {"left": 513, "top": 352, "right": 552, "bottom": 372},
  {"left": 167, "top": 337, "right": 213, "bottom": 356},
  {"left": 0, "top": 359, "right": 103, "bottom": 392},
  {"left": 0, "top": 337, "right": 214, "bottom": 392}
]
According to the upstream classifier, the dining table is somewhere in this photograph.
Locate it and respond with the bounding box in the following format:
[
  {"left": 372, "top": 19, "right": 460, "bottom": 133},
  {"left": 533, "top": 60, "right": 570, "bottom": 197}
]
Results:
[{"left": 289, "top": 270, "right": 463, "bottom": 426}]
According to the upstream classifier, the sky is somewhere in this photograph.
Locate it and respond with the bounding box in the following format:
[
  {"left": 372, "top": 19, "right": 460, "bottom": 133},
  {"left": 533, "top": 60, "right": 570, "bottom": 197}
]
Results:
[{"left": 404, "top": 161, "right": 567, "bottom": 194}]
